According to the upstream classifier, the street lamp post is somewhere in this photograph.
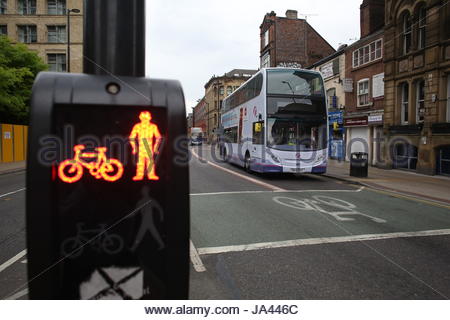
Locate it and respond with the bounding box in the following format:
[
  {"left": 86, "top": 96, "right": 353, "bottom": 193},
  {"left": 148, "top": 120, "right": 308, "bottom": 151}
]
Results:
[{"left": 66, "top": 8, "right": 80, "bottom": 73}]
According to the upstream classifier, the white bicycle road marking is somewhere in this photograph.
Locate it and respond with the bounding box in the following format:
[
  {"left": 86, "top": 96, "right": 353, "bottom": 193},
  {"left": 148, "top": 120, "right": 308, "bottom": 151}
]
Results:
[{"left": 273, "top": 195, "right": 386, "bottom": 223}]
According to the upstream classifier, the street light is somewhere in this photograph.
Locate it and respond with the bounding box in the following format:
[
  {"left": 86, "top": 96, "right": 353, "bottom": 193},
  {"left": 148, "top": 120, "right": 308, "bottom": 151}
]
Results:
[{"left": 66, "top": 8, "right": 80, "bottom": 73}]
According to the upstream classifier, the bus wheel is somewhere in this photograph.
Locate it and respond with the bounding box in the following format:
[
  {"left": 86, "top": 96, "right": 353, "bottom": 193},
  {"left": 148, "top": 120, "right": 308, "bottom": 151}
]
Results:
[
  {"left": 222, "top": 148, "right": 227, "bottom": 162},
  {"left": 244, "top": 153, "right": 252, "bottom": 173}
]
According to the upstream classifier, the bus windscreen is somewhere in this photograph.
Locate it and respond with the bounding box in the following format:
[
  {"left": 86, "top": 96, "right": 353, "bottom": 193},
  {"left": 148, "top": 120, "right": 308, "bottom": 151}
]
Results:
[{"left": 267, "top": 69, "right": 324, "bottom": 96}]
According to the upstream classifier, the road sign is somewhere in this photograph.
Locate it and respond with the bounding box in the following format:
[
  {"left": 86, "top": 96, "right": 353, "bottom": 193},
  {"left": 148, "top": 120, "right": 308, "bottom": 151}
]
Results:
[{"left": 26, "top": 72, "right": 189, "bottom": 299}]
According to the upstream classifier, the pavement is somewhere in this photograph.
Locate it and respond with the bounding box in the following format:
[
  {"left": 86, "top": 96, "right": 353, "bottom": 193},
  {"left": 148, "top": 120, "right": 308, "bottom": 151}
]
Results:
[
  {"left": 325, "top": 159, "right": 450, "bottom": 204},
  {"left": 0, "top": 161, "right": 26, "bottom": 176}
]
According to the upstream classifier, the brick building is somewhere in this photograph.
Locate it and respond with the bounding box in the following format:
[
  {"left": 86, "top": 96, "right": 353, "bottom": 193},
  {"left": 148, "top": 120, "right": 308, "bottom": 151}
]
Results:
[
  {"left": 382, "top": 0, "right": 450, "bottom": 175},
  {"left": 309, "top": 45, "right": 348, "bottom": 160},
  {"left": 203, "top": 69, "right": 257, "bottom": 142},
  {"left": 259, "top": 10, "right": 336, "bottom": 69},
  {"left": 344, "top": 0, "right": 385, "bottom": 165},
  {"left": 193, "top": 98, "right": 207, "bottom": 135},
  {"left": 0, "top": 0, "right": 83, "bottom": 73}
]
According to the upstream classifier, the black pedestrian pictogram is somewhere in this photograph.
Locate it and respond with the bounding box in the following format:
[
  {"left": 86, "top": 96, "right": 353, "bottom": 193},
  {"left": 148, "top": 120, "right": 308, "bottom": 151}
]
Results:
[{"left": 130, "top": 186, "right": 165, "bottom": 251}]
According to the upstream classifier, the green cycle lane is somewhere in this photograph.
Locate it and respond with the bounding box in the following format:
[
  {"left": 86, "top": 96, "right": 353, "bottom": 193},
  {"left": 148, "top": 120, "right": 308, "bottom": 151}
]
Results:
[{"left": 190, "top": 188, "right": 450, "bottom": 249}]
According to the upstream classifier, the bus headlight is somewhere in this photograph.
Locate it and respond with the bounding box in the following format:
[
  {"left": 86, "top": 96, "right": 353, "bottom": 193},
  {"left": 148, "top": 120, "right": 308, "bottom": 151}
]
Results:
[
  {"left": 317, "top": 154, "right": 325, "bottom": 162},
  {"left": 271, "top": 154, "right": 281, "bottom": 163}
]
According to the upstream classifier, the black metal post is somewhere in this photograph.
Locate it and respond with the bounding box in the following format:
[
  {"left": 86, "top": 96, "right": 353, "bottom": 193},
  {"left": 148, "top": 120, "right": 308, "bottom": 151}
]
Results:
[
  {"left": 66, "top": 10, "right": 70, "bottom": 72},
  {"left": 83, "top": 0, "right": 145, "bottom": 77}
]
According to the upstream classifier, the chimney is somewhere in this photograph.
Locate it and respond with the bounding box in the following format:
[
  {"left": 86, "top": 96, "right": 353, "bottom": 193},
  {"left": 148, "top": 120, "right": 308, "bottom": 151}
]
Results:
[
  {"left": 360, "top": 0, "right": 385, "bottom": 38},
  {"left": 286, "top": 10, "right": 298, "bottom": 19}
]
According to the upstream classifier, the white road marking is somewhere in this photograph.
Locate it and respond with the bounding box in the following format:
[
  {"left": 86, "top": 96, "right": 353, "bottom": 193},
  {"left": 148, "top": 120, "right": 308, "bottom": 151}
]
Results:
[
  {"left": 190, "top": 240, "right": 206, "bottom": 272},
  {"left": 273, "top": 194, "right": 386, "bottom": 223},
  {"left": 5, "top": 288, "right": 28, "bottom": 300},
  {"left": 191, "top": 149, "right": 285, "bottom": 192},
  {"left": 0, "top": 188, "right": 26, "bottom": 199},
  {"left": 21, "top": 259, "right": 27, "bottom": 264},
  {"left": 0, "top": 249, "right": 27, "bottom": 273},
  {"left": 190, "top": 187, "right": 365, "bottom": 196},
  {"left": 197, "top": 229, "right": 450, "bottom": 255}
]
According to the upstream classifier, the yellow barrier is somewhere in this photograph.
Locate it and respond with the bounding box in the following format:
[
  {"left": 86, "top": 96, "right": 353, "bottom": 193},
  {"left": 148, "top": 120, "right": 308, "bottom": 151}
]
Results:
[{"left": 1, "top": 124, "right": 28, "bottom": 163}]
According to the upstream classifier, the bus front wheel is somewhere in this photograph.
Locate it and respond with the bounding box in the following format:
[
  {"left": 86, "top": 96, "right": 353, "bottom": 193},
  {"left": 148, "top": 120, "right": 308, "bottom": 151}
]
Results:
[
  {"left": 222, "top": 148, "right": 227, "bottom": 162},
  {"left": 244, "top": 153, "right": 252, "bottom": 173}
]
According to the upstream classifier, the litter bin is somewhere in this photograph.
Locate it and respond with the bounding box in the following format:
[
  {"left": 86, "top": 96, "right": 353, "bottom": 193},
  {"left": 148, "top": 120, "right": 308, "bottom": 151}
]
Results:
[{"left": 350, "top": 152, "right": 368, "bottom": 177}]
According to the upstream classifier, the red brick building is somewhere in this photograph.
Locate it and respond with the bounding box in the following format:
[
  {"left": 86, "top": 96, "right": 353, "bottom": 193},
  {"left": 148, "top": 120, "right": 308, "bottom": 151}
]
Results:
[
  {"left": 344, "top": 0, "right": 385, "bottom": 165},
  {"left": 193, "top": 98, "right": 207, "bottom": 135},
  {"left": 259, "top": 10, "right": 335, "bottom": 68}
]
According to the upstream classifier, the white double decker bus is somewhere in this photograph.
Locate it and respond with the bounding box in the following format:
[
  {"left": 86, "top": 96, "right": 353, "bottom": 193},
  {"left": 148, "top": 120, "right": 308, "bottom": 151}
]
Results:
[{"left": 220, "top": 68, "right": 328, "bottom": 174}]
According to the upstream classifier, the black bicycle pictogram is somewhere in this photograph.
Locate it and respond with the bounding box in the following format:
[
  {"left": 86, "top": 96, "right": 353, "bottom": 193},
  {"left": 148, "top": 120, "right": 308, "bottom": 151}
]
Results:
[{"left": 61, "top": 223, "right": 124, "bottom": 258}]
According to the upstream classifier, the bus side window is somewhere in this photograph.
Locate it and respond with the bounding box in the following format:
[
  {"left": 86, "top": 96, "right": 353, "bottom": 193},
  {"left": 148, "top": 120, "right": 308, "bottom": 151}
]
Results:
[{"left": 253, "top": 121, "right": 264, "bottom": 145}]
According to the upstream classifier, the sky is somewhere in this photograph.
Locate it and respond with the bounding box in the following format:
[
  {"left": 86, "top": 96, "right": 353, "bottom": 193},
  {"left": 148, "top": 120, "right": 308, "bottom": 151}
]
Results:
[{"left": 145, "top": 0, "right": 362, "bottom": 114}]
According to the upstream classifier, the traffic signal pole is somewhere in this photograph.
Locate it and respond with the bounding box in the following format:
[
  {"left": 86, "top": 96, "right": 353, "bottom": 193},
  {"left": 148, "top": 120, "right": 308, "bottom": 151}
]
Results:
[
  {"left": 83, "top": 0, "right": 145, "bottom": 77},
  {"left": 27, "top": 0, "right": 189, "bottom": 299}
]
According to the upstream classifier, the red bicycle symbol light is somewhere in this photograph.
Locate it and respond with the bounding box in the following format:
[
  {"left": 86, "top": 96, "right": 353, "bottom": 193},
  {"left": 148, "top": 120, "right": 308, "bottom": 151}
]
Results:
[{"left": 58, "top": 145, "right": 124, "bottom": 183}]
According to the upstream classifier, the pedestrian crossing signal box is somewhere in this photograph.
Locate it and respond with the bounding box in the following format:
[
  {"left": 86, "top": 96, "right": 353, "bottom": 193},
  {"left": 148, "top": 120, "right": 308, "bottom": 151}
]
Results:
[{"left": 26, "top": 72, "right": 189, "bottom": 299}]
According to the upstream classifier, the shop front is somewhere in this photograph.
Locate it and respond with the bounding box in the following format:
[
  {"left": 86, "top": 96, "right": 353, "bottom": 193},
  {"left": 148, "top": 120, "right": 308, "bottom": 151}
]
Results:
[
  {"left": 344, "top": 113, "right": 384, "bottom": 165},
  {"left": 344, "top": 116, "right": 369, "bottom": 162}
]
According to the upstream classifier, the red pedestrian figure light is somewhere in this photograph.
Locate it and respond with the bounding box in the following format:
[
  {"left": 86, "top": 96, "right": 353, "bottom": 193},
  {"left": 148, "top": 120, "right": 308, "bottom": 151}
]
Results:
[{"left": 130, "top": 111, "right": 162, "bottom": 181}]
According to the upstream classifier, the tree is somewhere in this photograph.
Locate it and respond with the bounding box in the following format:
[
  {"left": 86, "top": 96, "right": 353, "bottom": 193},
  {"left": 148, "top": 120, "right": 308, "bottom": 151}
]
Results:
[{"left": 0, "top": 36, "right": 48, "bottom": 124}]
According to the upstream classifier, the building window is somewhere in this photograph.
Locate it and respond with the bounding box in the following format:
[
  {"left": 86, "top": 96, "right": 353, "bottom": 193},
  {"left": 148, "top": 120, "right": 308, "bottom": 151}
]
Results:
[
  {"left": 219, "top": 86, "right": 224, "bottom": 95},
  {"left": 352, "top": 39, "right": 382, "bottom": 68},
  {"left": 0, "top": 25, "right": 7, "bottom": 36},
  {"left": 375, "top": 39, "right": 382, "bottom": 59},
  {"left": 226, "top": 86, "right": 232, "bottom": 96},
  {"left": 18, "top": 0, "right": 36, "bottom": 15},
  {"left": 417, "top": 6, "right": 426, "bottom": 49},
  {"left": 48, "top": 0, "right": 66, "bottom": 15},
  {"left": 401, "top": 83, "right": 409, "bottom": 124},
  {"left": 263, "top": 30, "right": 269, "bottom": 47},
  {"left": 416, "top": 80, "right": 425, "bottom": 123},
  {"left": 47, "top": 25, "right": 66, "bottom": 43},
  {"left": 261, "top": 52, "right": 270, "bottom": 68},
  {"left": 402, "top": 13, "right": 412, "bottom": 55},
  {"left": 326, "top": 88, "right": 337, "bottom": 108},
  {"left": 357, "top": 79, "right": 370, "bottom": 107},
  {"left": 47, "top": 53, "right": 66, "bottom": 72},
  {"left": 18, "top": 25, "right": 37, "bottom": 43},
  {"left": 0, "top": 0, "right": 7, "bottom": 14}
]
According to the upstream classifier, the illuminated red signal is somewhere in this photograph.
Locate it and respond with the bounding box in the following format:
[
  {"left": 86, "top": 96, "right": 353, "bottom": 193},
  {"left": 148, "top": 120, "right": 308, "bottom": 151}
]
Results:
[
  {"left": 129, "top": 111, "right": 162, "bottom": 181},
  {"left": 58, "top": 145, "right": 124, "bottom": 183}
]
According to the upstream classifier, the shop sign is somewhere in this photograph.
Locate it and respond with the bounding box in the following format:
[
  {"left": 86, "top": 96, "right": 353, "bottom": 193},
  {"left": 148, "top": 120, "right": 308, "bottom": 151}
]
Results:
[
  {"left": 320, "top": 62, "right": 334, "bottom": 79},
  {"left": 343, "top": 78, "right": 353, "bottom": 92},
  {"left": 344, "top": 116, "right": 368, "bottom": 127},
  {"left": 368, "top": 114, "right": 383, "bottom": 123},
  {"left": 328, "top": 111, "right": 343, "bottom": 124}
]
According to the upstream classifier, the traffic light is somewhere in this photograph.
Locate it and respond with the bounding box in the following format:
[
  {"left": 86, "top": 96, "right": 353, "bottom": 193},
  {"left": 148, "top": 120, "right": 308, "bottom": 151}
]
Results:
[{"left": 26, "top": 72, "right": 189, "bottom": 299}]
